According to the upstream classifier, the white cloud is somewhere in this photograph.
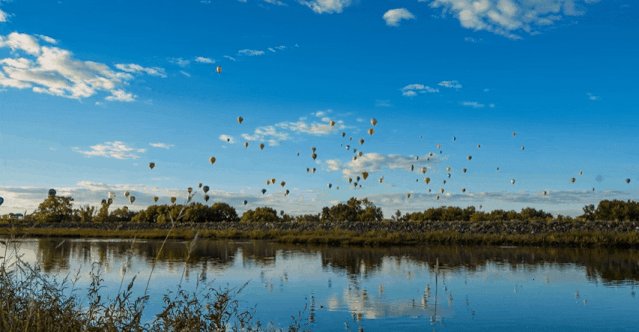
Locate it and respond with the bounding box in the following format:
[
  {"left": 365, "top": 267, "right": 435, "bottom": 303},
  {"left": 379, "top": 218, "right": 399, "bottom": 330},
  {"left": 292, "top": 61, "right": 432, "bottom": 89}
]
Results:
[
  {"left": 219, "top": 134, "right": 235, "bottom": 144},
  {"left": 195, "top": 56, "right": 215, "bottom": 64},
  {"left": 0, "top": 9, "right": 7, "bottom": 23},
  {"left": 115, "top": 63, "right": 166, "bottom": 77},
  {"left": 438, "top": 80, "right": 463, "bottom": 89},
  {"left": 383, "top": 8, "right": 416, "bottom": 27},
  {"left": 586, "top": 92, "right": 600, "bottom": 101},
  {"left": 241, "top": 125, "right": 291, "bottom": 146},
  {"left": 402, "top": 83, "right": 439, "bottom": 96},
  {"left": 238, "top": 49, "right": 265, "bottom": 56},
  {"left": 461, "top": 101, "right": 495, "bottom": 108},
  {"left": 428, "top": 0, "right": 600, "bottom": 39},
  {"left": 326, "top": 152, "right": 441, "bottom": 178},
  {"left": 0, "top": 32, "right": 41, "bottom": 55},
  {"left": 73, "top": 141, "right": 146, "bottom": 159},
  {"left": 0, "top": 32, "right": 161, "bottom": 101},
  {"left": 241, "top": 113, "right": 345, "bottom": 146},
  {"left": 149, "top": 142, "right": 174, "bottom": 149},
  {"left": 36, "top": 34, "right": 57, "bottom": 44},
  {"left": 300, "top": 0, "right": 352, "bottom": 14},
  {"left": 105, "top": 90, "right": 136, "bottom": 102},
  {"left": 224, "top": 55, "right": 237, "bottom": 62},
  {"left": 0, "top": 182, "right": 323, "bottom": 215},
  {"left": 169, "top": 57, "right": 190, "bottom": 67}
]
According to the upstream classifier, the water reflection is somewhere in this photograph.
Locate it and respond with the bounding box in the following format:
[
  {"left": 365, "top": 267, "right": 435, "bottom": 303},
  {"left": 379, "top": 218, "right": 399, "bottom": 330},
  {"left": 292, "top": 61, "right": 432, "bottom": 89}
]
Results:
[
  {"left": 29, "top": 238, "right": 639, "bottom": 285},
  {"left": 3, "top": 238, "right": 639, "bottom": 331}
]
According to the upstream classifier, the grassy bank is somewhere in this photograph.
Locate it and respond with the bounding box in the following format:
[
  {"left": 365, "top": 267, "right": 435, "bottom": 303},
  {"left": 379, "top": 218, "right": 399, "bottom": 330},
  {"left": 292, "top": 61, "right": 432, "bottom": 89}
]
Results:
[{"left": 2, "top": 221, "right": 639, "bottom": 247}]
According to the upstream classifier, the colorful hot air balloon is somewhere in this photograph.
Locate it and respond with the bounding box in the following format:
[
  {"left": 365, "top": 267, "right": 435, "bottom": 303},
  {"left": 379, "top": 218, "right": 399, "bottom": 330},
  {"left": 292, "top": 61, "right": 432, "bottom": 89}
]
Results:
[
  {"left": 237, "top": 116, "right": 244, "bottom": 124},
  {"left": 204, "top": 194, "right": 210, "bottom": 202},
  {"left": 243, "top": 200, "right": 248, "bottom": 205},
  {"left": 261, "top": 189, "right": 267, "bottom": 195},
  {"left": 170, "top": 197, "right": 177, "bottom": 204},
  {"left": 329, "top": 120, "right": 336, "bottom": 127},
  {"left": 153, "top": 196, "right": 159, "bottom": 203},
  {"left": 124, "top": 191, "right": 130, "bottom": 198},
  {"left": 368, "top": 128, "right": 374, "bottom": 136},
  {"left": 0, "top": 196, "right": 4, "bottom": 207},
  {"left": 370, "top": 118, "right": 378, "bottom": 126},
  {"left": 129, "top": 196, "right": 136, "bottom": 204},
  {"left": 209, "top": 156, "right": 217, "bottom": 165},
  {"left": 203, "top": 185, "right": 210, "bottom": 193},
  {"left": 626, "top": 178, "right": 632, "bottom": 184},
  {"left": 280, "top": 181, "right": 286, "bottom": 187},
  {"left": 216, "top": 65, "right": 222, "bottom": 74},
  {"left": 259, "top": 143, "right": 265, "bottom": 150},
  {"left": 149, "top": 162, "right": 156, "bottom": 170},
  {"left": 48, "top": 189, "right": 57, "bottom": 197},
  {"left": 244, "top": 142, "right": 249, "bottom": 148},
  {"left": 187, "top": 187, "right": 193, "bottom": 194},
  {"left": 362, "top": 172, "right": 369, "bottom": 180}
]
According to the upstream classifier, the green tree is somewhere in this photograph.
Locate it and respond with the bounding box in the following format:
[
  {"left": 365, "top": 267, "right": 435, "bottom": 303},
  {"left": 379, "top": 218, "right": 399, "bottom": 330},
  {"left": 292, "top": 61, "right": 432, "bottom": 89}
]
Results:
[
  {"left": 241, "top": 207, "right": 280, "bottom": 223},
  {"left": 73, "top": 205, "right": 95, "bottom": 223},
  {"left": 33, "top": 195, "right": 74, "bottom": 223},
  {"left": 210, "top": 202, "right": 239, "bottom": 222}
]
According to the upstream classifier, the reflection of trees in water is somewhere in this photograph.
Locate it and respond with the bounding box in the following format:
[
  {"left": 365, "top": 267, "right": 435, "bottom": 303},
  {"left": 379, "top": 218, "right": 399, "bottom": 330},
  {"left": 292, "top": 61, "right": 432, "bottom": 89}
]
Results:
[{"left": 34, "top": 239, "right": 639, "bottom": 284}]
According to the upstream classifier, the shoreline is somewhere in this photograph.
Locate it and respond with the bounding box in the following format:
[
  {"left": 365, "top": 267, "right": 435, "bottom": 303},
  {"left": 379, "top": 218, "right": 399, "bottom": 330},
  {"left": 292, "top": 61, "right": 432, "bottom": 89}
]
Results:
[{"left": 2, "top": 221, "right": 639, "bottom": 248}]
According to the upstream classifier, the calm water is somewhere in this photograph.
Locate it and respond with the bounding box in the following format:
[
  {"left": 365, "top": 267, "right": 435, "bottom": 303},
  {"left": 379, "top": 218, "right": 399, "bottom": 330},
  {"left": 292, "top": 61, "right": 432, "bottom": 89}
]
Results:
[{"left": 3, "top": 238, "right": 639, "bottom": 331}]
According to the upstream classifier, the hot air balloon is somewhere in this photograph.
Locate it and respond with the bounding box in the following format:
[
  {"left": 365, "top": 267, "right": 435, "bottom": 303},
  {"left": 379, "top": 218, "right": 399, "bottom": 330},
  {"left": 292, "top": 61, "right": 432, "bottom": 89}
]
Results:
[
  {"left": 107, "top": 198, "right": 113, "bottom": 205},
  {"left": 129, "top": 196, "right": 136, "bottom": 204},
  {"left": 462, "top": 188, "right": 466, "bottom": 193},
  {"left": 216, "top": 65, "right": 222, "bottom": 74},
  {"left": 237, "top": 116, "right": 244, "bottom": 124},
  {"left": 370, "top": 118, "right": 378, "bottom": 126},
  {"left": 467, "top": 155, "right": 472, "bottom": 161},
  {"left": 244, "top": 142, "right": 249, "bottom": 149},
  {"left": 543, "top": 191, "right": 548, "bottom": 196},
  {"left": 149, "top": 162, "right": 156, "bottom": 170},
  {"left": 261, "top": 189, "right": 267, "bottom": 195},
  {"left": 312, "top": 153, "right": 317, "bottom": 160},
  {"left": 379, "top": 177, "right": 384, "bottom": 183},
  {"left": 187, "top": 187, "right": 193, "bottom": 194},
  {"left": 0, "top": 197, "right": 4, "bottom": 207},
  {"left": 153, "top": 196, "right": 159, "bottom": 203},
  {"left": 477, "top": 144, "right": 481, "bottom": 149},
  {"left": 203, "top": 185, "right": 210, "bottom": 193},
  {"left": 521, "top": 145, "right": 525, "bottom": 151},
  {"left": 463, "top": 168, "right": 468, "bottom": 173},
  {"left": 511, "top": 179, "right": 516, "bottom": 185},
  {"left": 453, "top": 136, "right": 457, "bottom": 141},
  {"left": 362, "top": 172, "right": 369, "bottom": 180},
  {"left": 285, "top": 189, "right": 290, "bottom": 196},
  {"left": 341, "top": 132, "right": 346, "bottom": 138},
  {"left": 368, "top": 128, "right": 374, "bottom": 136},
  {"left": 328, "top": 183, "right": 333, "bottom": 189},
  {"left": 512, "top": 131, "right": 517, "bottom": 137},
  {"left": 571, "top": 177, "right": 576, "bottom": 184},
  {"left": 259, "top": 143, "right": 265, "bottom": 150},
  {"left": 421, "top": 167, "right": 427, "bottom": 174},
  {"left": 359, "top": 138, "right": 365, "bottom": 145},
  {"left": 198, "top": 183, "right": 203, "bottom": 188},
  {"left": 329, "top": 120, "right": 336, "bottom": 127},
  {"left": 280, "top": 181, "right": 286, "bottom": 187},
  {"left": 243, "top": 200, "right": 248, "bottom": 205},
  {"left": 171, "top": 197, "right": 177, "bottom": 204},
  {"left": 48, "top": 189, "right": 57, "bottom": 197},
  {"left": 425, "top": 177, "right": 431, "bottom": 184},
  {"left": 626, "top": 178, "right": 632, "bottom": 184},
  {"left": 124, "top": 191, "right": 130, "bottom": 198},
  {"left": 407, "top": 193, "right": 412, "bottom": 199},
  {"left": 204, "top": 195, "right": 210, "bottom": 202},
  {"left": 209, "top": 156, "right": 217, "bottom": 165}
]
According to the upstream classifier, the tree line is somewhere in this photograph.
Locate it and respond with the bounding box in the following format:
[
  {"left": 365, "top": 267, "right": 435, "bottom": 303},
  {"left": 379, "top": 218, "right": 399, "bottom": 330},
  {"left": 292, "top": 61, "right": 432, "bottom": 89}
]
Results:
[{"left": 2, "top": 195, "right": 639, "bottom": 223}]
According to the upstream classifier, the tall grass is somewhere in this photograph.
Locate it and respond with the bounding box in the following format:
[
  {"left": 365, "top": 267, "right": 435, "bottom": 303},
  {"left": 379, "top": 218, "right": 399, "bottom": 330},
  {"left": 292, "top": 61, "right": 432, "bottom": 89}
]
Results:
[{"left": 0, "top": 196, "right": 312, "bottom": 332}]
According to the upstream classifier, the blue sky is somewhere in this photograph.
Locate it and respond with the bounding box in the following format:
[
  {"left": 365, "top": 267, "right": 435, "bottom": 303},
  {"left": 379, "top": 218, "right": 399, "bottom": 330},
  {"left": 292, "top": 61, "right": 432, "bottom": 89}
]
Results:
[{"left": 0, "top": 0, "right": 638, "bottom": 216}]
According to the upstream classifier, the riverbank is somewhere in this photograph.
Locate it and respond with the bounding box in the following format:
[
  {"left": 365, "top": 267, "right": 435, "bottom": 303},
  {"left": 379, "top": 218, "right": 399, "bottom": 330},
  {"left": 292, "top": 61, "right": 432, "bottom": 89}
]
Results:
[{"left": 2, "top": 220, "right": 639, "bottom": 247}]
